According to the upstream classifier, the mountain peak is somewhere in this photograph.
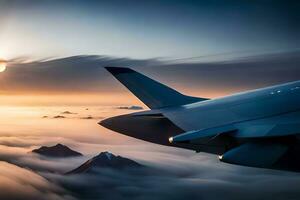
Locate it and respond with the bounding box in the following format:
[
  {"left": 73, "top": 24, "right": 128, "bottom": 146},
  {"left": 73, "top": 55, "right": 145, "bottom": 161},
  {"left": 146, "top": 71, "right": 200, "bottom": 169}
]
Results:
[
  {"left": 98, "top": 151, "right": 114, "bottom": 160},
  {"left": 54, "top": 143, "right": 64, "bottom": 147},
  {"left": 32, "top": 143, "right": 83, "bottom": 158},
  {"left": 66, "top": 151, "right": 143, "bottom": 175}
]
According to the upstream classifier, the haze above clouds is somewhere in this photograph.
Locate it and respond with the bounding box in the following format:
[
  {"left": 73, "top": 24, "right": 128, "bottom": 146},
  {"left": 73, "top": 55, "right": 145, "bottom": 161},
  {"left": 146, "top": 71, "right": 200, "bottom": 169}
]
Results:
[{"left": 0, "top": 51, "right": 298, "bottom": 98}]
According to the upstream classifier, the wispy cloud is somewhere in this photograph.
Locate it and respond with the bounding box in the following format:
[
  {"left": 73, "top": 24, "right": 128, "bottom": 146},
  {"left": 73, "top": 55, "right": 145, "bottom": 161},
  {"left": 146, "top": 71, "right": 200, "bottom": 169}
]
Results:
[
  {"left": 1, "top": 51, "right": 299, "bottom": 97},
  {"left": 1, "top": 56, "right": 161, "bottom": 94}
]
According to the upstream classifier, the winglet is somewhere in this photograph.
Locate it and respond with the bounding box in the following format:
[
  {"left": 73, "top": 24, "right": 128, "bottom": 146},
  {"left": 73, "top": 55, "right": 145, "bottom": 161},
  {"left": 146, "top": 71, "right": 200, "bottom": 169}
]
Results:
[
  {"left": 105, "top": 67, "right": 135, "bottom": 75},
  {"left": 104, "top": 66, "right": 208, "bottom": 109}
]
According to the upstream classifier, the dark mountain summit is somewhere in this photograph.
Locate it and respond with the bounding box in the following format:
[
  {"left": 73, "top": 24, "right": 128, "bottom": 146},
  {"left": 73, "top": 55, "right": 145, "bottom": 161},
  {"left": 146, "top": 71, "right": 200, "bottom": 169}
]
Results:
[
  {"left": 66, "top": 151, "right": 143, "bottom": 174},
  {"left": 32, "top": 143, "right": 83, "bottom": 158},
  {"left": 61, "top": 111, "right": 77, "bottom": 114}
]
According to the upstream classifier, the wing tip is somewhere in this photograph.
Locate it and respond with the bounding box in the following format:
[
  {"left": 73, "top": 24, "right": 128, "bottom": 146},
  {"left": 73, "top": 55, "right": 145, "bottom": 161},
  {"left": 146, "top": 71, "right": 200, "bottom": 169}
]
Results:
[{"left": 104, "top": 66, "right": 135, "bottom": 75}]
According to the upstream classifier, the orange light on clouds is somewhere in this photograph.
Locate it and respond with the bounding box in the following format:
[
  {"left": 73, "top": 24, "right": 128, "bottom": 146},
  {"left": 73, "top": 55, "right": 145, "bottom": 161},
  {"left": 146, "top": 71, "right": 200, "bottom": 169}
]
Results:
[{"left": 0, "top": 93, "right": 144, "bottom": 107}]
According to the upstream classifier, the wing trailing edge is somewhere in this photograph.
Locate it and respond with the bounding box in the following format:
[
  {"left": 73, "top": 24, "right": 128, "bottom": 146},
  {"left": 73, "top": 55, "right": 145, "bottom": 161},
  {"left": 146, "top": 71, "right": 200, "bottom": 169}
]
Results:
[
  {"left": 234, "top": 123, "right": 300, "bottom": 138},
  {"left": 170, "top": 124, "right": 236, "bottom": 144}
]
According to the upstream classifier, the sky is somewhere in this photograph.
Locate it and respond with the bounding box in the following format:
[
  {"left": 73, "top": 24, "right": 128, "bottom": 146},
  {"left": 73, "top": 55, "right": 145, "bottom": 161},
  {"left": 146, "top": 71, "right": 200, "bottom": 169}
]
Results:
[
  {"left": 0, "top": 0, "right": 298, "bottom": 104},
  {"left": 0, "top": 0, "right": 299, "bottom": 60},
  {"left": 0, "top": 0, "right": 298, "bottom": 159}
]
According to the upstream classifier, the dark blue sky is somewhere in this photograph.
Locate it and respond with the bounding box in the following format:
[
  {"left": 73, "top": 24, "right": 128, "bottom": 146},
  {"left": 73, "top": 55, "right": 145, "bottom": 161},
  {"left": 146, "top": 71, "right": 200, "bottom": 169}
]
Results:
[{"left": 0, "top": 0, "right": 299, "bottom": 59}]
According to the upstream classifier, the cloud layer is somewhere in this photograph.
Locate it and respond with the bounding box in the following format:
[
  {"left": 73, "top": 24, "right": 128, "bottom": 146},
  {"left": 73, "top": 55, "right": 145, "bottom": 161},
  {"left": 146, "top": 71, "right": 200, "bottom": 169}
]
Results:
[
  {"left": 46, "top": 154, "right": 300, "bottom": 200},
  {"left": 0, "top": 161, "right": 75, "bottom": 200},
  {"left": 0, "top": 138, "right": 299, "bottom": 200}
]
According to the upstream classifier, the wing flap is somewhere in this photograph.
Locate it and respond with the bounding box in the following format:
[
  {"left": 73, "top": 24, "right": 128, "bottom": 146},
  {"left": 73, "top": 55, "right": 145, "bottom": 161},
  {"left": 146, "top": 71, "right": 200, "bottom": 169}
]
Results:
[
  {"left": 170, "top": 124, "right": 236, "bottom": 144},
  {"left": 234, "top": 123, "right": 300, "bottom": 138}
]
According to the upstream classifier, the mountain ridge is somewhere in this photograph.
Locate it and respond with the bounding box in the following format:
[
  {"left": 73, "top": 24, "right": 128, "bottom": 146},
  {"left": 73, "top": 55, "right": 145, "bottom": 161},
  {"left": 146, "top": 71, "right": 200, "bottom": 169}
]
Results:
[{"left": 32, "top": 143, "right": 83, "bottom": 158}]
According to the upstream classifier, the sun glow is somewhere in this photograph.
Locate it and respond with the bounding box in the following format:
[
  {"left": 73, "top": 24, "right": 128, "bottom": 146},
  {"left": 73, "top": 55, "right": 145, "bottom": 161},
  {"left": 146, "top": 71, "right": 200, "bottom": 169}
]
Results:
[{"left": 0, "top": 61, "right": 7, "bottom": 72}]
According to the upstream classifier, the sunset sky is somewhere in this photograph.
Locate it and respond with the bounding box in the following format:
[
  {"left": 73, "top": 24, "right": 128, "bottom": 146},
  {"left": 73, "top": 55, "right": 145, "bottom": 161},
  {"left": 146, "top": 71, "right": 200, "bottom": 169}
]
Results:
[{"left": 0, "top": 0, "right": 298, "bottom": 106}]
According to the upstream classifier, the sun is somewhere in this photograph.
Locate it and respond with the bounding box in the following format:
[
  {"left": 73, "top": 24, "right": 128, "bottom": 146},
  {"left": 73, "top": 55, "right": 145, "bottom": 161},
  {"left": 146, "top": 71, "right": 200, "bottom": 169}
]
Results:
[{"left": 0, "top": 61, "right": 7, "bottom": 73}]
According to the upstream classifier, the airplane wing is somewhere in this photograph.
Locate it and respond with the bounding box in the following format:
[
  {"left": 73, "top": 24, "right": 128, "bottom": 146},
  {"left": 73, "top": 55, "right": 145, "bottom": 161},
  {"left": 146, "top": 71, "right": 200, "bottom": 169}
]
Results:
[{"left": 102, "top": 66, "right": 300, "bottom": 172}]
